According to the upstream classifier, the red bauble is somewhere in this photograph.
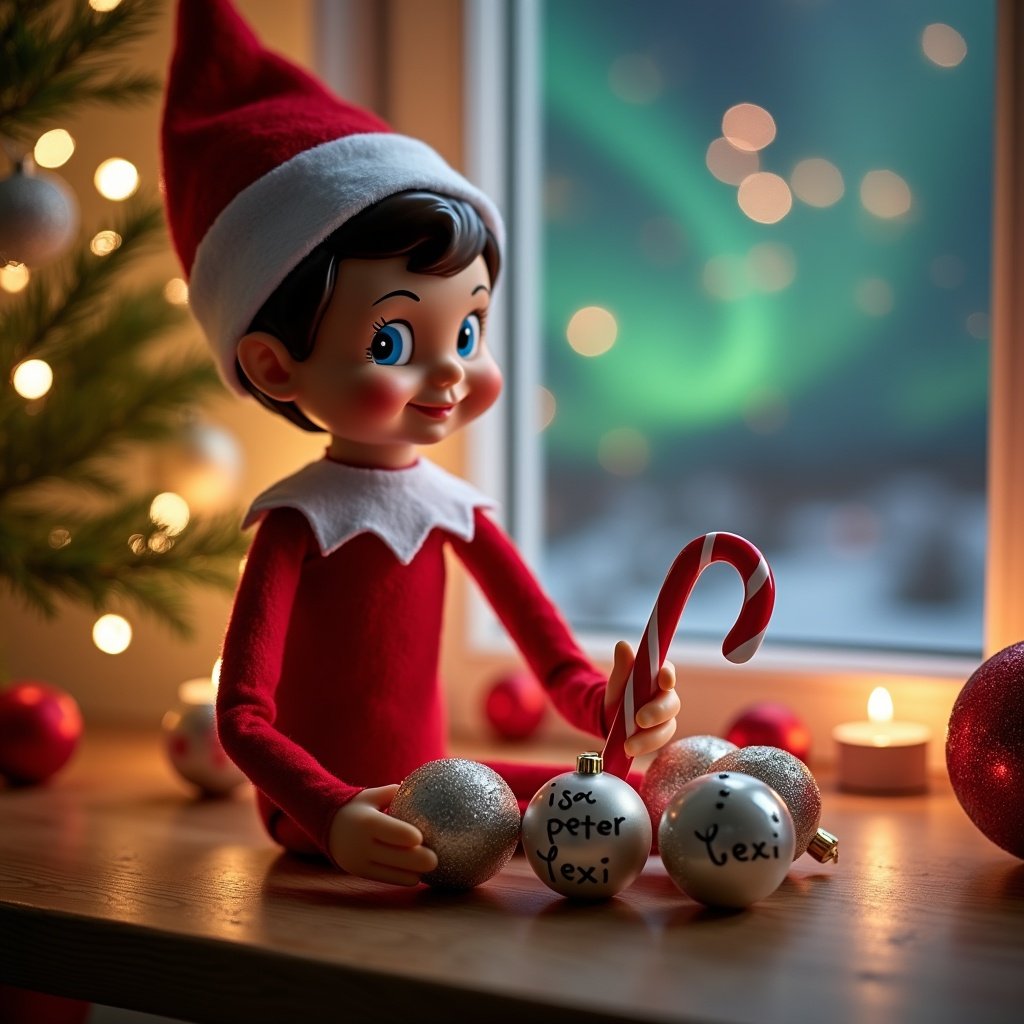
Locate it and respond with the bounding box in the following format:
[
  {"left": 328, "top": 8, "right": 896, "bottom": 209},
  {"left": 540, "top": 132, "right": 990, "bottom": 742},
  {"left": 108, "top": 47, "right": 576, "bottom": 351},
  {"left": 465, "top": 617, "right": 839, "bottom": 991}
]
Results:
[
  {"left": 946, "top": 643, "right": 1024, "bottom": 859},
  {"left": 483, "top": 670, "right": 546, "bottom": 740},
  {"left": 724, "top": 701, "right": 812, "bottom": 762},
  {"left": 0, "top": 681, "right": 83, "bottom": 785}
]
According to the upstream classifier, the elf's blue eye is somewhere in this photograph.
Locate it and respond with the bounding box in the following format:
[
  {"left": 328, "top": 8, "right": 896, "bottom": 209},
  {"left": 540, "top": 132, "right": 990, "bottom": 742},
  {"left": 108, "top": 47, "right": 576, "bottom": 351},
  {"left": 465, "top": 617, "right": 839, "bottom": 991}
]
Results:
[
  {"left": 456, "top": 314, "right": 481, "bottom": 359},
  {"left": 368, "top": 321, "right": 413, "bottom": 365}
]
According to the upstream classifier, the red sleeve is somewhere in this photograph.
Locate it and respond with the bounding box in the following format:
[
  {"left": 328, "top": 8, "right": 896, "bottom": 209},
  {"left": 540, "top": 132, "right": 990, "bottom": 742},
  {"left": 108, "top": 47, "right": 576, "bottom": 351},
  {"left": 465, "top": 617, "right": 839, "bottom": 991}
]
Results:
[
  {"left": 217, "top": 507, "right": 360, "bottom": 855},
  {"left": 450, "top": 509, "right": 607, "bottom": 737}
]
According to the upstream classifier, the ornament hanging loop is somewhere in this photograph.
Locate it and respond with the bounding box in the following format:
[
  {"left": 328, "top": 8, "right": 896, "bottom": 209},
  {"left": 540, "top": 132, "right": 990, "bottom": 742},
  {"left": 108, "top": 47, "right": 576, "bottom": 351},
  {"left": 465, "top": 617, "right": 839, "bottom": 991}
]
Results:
[{"left": 602, "top": 532, "right": 776, "bottom": 778}]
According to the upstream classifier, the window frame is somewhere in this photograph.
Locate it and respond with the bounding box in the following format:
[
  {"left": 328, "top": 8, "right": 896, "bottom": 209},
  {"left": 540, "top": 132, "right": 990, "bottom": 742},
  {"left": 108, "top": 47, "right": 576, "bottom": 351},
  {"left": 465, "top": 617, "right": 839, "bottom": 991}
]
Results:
[{"left": 462, "top": 0, "right": 1021, "bottom": 680}]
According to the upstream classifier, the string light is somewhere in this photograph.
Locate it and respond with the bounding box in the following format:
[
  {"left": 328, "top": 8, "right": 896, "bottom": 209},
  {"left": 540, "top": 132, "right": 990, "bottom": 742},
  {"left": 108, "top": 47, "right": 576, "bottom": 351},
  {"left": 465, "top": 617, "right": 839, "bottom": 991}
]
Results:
[
  {"left": 722, "top": 103, "right": 776, "bottom": 153},
  {"left": 567, "top": 306, "right": 618, "bottom": 357},
  {"left": 90, "top": 230, "right": 122, "bottom": 256},
  {"left": 149, "top": 492, "right": 191, "bottom": 536},
  {"left": 12, "top": 359, "right": 53, "bottom": 399},
  {"left": 94, "top": 158, "right": 139, "bottom": 201},
  {"left": 33, "top": 129, "right": 75, "bottom": 168},
  {"left": 89, "top": 0, "right": 124, "bottom": 12},
  {"left": 737, "top": 172, "right": 792, "bottom": 224},
  {"left": 0, "top": 263, "right": 30, "bottom": 293},
  {"left": 92, "top": 614, "right": 132, "bottom": 655},
  {"left": 164, "top": 278, "right": 189, "bottom": 305}
]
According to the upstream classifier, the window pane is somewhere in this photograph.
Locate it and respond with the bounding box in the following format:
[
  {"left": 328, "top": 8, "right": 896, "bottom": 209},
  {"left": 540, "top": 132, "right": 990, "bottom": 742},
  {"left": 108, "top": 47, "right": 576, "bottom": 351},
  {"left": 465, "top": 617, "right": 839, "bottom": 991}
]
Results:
[{"left": 538, "top": 0, "right": 994, "bottom": 656}]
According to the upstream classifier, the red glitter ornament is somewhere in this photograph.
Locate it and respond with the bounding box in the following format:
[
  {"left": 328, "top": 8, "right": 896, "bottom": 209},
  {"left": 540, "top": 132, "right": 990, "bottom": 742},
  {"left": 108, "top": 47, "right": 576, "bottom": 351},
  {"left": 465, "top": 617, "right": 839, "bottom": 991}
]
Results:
[
  {"left": 946, "top": 643, "right": 1024, "bottom": 859},
  {"left": 483, "top": 670, "right": 546, "bottom": 740},
  {"left": 0, "top": 681, "right": 82, "bottom": 785},
  {"left": 724, "top": 701, "right": 812, "bottom": 762}
]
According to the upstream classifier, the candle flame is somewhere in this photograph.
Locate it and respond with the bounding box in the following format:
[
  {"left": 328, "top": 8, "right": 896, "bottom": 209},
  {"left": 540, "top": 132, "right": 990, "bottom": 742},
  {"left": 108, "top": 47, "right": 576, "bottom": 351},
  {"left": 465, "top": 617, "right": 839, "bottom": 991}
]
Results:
[{"left": 867, "top": 686, "right": 894, "bottom": 724}]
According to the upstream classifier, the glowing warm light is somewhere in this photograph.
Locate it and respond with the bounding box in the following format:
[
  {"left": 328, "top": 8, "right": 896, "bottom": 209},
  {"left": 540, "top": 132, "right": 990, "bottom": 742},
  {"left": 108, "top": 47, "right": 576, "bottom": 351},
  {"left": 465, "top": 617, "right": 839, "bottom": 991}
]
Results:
[
  {"left": 867, "top": 686, "right": 894, "bottom": 725},
  {"left": 93, "top": 613, "right": 132, "bottom": 654},
  {"left": 922, "top": 23, "right": 967, "bottom": 68},
  {"left": 566, "top": 306, "right": 618, "bottom": 356},
  {"left": 94, "top": 158, "right": 140, "bottom": 201},
  {"left": 149, "top": 491, "right": 191, "bottom": 536},
  {"left": 737, "top": 172, "right": 792, "bottom": 224},
  {"left": 90, "top": 230, "right": 122, "bottom": 256},
  {"left": 212, "top": 658, "right": 223, "bottom": 690},
  {"left": 33, "top": 128, "right": 75, "bottom": 168},
  {"left": 860, "top": 170, "right": 912, "bottom": 219},
  {"left": 855, "top": 277, "right": 894, "bottom": 317},
  {"left": 705, "top": 136, "right": 760, "bottom": 186},
  {"left": 597, "top": 427, "right": 650, "bottom": 477},
  {"left": 608, "top": 53, "right": 664, "bottom": 104},
  {"left": 238, "top": 555, "right": 248, "bottom": 576},
  {"left": 790, "top": 158, "right": 844, "bottom": 208},
  {"left": 89, "top": 0, "right": 123, "bottom": 11},
  {"left": 702, "top": 254, "right": 748, "bottom": 302},
  {"left": 747, "top": 242, "right": 796, "bottom": 293},
  {"left": 148, "top": 532, "right": 174, "bottom": 553},
  {"left": 538, "top": 386, "right": 556, "bottom": 432},
  {"left": 12, "top": 358, "right": 53, "bottom": 399},
  {"left": 0, "top": 263, "right": 30, "bottom": 293},
  {"left": 722, "top": 103, "right": 776, "bottom": 153},
  {"left": 164, "top": 277, "right": 189, "bottom": 305}
]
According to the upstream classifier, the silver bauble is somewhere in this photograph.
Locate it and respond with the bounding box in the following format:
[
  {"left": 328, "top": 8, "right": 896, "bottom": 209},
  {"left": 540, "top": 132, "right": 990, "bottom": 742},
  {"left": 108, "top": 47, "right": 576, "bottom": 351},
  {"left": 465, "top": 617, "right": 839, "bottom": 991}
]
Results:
[
  {"left": 522, "top": 751, "right": 652, "bottom": 900},
  {"left": 389, "top": 758, "right": 521, "bottom": 890},
  {"left": 707, "top": 745, "right": 820, "bottom": 859},
  {"left": 659, "top": 771, "right": 796, "bottom": 908},
  {"left": 640, "top": 734, "right": 738, "bottom": 832},
  {"left": 0, "top": 165, "right": 78, "bottom": 266},
  {"left": 161, "top": 702, "right": 246, "bottom": 796}
]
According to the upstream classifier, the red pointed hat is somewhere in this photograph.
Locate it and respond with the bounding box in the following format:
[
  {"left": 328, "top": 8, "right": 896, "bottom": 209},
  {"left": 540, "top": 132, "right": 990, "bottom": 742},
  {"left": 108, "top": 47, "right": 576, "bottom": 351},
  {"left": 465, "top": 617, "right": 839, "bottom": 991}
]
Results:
[{"left": 161, "top": 0, "right": 503, "bottom": 393}]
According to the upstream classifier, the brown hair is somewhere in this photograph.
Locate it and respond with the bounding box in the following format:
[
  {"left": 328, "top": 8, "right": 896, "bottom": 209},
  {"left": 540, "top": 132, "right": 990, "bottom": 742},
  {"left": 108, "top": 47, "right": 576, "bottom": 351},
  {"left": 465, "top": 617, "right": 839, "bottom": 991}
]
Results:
[{"left": 238, "top": 190, "right": 501, "bottom": 431}]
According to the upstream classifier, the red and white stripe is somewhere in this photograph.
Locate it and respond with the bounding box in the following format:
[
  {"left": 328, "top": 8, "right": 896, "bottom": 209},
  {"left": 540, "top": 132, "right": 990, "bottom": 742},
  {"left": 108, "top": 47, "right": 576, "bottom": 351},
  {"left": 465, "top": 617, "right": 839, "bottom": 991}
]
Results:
[{"left": 601, "top": 532, "right": 775, "bottom": 779}]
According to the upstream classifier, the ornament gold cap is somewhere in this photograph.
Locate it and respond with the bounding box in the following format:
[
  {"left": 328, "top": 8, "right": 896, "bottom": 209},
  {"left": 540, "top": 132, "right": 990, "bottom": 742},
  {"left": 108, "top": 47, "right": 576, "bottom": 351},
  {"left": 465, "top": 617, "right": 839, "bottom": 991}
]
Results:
[
  {"left": 807, "top": 827, "right": 840, "bottom": 863},
  {"left": 576, "top": 751, "right": 604, "bottom": 775}
]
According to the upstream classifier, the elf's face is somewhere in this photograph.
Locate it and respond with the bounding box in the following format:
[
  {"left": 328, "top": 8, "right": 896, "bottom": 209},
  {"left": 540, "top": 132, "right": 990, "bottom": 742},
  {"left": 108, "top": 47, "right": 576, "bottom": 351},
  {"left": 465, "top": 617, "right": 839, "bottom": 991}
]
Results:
[{"left": 249, "top": 255, "right": 502, "bottom": 467}]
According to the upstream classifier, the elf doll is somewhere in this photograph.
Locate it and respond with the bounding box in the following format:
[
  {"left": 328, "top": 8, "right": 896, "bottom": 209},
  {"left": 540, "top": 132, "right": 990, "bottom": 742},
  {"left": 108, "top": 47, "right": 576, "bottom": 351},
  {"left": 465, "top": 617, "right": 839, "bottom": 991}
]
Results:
[{"left": 161, "top": 0, "right": 679, "bottom": 886}]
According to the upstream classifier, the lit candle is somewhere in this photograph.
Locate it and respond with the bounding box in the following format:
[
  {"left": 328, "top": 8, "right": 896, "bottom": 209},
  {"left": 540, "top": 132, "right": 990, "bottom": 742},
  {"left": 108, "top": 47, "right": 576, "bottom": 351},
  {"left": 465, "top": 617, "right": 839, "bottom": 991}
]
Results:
[
  {"left": 177, "top": 658, "right": 222, "bottom": 706},
  {"left": 832, "top": 687, "right": 930, "bottom": 794}
]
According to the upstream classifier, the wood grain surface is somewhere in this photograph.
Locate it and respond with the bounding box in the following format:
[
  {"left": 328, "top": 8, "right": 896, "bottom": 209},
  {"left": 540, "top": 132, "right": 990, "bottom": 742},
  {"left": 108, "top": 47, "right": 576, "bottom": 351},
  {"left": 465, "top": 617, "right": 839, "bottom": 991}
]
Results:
[{"left": 1, "top": 729, "right": 1022, "bottom": 1024}]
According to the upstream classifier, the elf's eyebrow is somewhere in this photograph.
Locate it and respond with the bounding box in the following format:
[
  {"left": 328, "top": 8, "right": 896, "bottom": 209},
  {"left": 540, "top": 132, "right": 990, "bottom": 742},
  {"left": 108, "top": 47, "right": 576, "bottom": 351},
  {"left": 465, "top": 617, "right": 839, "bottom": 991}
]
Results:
[
  {"left": 471, "top": 284, "right": 490, "bottom": 296},
  {"left": 372, "top": 289, "right": 420, "bottom": 306}
]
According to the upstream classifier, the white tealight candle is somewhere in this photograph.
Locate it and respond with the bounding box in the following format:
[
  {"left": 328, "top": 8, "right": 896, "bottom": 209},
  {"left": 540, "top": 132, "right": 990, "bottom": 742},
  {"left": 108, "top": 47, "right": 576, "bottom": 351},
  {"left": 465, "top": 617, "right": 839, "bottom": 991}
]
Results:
[{"left": 832, "top": 687, "right": 930, "bottom": 794}]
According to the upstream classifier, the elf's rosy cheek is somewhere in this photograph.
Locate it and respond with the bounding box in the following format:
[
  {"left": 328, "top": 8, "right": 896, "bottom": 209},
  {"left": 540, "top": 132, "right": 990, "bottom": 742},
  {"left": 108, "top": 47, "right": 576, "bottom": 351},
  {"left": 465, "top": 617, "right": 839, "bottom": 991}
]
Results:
[
  {"left": 467, "top": 362, "right": 503, "bottom": 412},
  {"left": 353, "top": 375, "right": 408, "bottom": 417}
]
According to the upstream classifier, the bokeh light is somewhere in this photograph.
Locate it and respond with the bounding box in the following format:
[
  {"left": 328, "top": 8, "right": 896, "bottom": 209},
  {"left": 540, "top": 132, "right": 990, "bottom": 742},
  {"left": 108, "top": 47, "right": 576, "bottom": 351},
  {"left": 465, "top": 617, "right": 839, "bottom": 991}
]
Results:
[
  {"left": 538, "top": 386, "right": 557, "bottom": 431},
  {"left": 722, "top": 103, "right": 776, "bottom": 152},
  {"left": 737, "top": 172, "right": 792, "bottom": 224},
  {"left": 860, "top": 170, "right": 912, "bottom": 219},
  {"left": 966, "top": 312, "right": 989, "bottom": 339},
  {"left": 0, "top": 263, "right": 30, "bottom": 293},
  {"left": 790, "top": 158, "right": 844, "bottom": 207},
  {"left": 89, "top": 0, "right": 124, "bottom": 11},
  {"left": 92, "top": 613, "right": 132, "bottom": 655},
  {"left": 94, "top": 158, "right": 140, "bottom": 200},
  {"left": 164, "top": 277, "right": 189, "bottom": 305},
  {"left": 747, "top": 242, "right": 796, "bottom": 293},
  {"left": 567, "top": 305, "right": 618, "bottom": 356},
  {"left": 609, "top": 53, "right": 664, "bottom": 104},
  {"left": 597, "top": 427, "right": 650, "bottom": 476},
  {"left": 705, "top": 136, "right": 760, "bottom": 185},
  {"left": 12, "top": 358, "right": 53, "bottom": 399},
  {"left": 702, "top": 253, "right": 748, "bottom": 302},
  {"left": 90, "top": 230, "right": 122, "bottom": 256},
  {"left": 855, "top": 277, "right": 895, "bottom": 316},
  {"left": 922, "top": 23, "right": 967, "bottom": 68},
  {"left": 33, "top": 128, "right": 75, "bottom": 168},
  {"left": 150, "top": 492, "right": 191, "bottom": 536}
]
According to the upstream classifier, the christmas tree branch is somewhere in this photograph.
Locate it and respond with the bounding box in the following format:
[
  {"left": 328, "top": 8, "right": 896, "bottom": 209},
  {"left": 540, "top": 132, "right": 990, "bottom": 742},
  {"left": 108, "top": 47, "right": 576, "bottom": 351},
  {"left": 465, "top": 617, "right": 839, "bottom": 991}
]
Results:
[{"left": 0, "top": 0, "right": 161, "bottom": 144}]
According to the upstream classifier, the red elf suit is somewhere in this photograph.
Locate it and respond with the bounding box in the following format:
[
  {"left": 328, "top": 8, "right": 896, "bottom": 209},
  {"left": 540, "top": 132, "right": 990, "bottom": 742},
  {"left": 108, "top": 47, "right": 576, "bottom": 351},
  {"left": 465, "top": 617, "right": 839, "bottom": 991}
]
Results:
[{"left": 161, "top": 0, "right": 631, "bottom": 861}]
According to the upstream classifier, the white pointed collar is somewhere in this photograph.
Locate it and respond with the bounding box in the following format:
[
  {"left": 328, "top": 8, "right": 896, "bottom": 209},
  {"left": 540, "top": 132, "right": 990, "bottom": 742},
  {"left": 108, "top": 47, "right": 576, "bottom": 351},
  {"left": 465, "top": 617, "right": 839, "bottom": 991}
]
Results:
[{"left": 243, "top": 457, "right": 496, "bottom": 565}]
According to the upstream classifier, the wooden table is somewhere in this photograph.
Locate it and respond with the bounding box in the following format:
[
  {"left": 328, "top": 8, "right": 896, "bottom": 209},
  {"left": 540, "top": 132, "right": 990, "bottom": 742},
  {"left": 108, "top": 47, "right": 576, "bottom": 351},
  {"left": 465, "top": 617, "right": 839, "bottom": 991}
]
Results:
[{"left": 1, "top": 729, "right": 1022, "bottom": 1024}]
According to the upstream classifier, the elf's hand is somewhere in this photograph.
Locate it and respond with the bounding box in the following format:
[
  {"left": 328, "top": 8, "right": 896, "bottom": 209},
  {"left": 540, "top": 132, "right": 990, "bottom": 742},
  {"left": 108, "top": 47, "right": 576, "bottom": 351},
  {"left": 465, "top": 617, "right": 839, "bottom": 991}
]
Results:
[
  {"left": 328, "top": 785, "right": 438, "bottom": 886},
  {"left": 603, "top": 639, "right": 679, "bottom": 758}
]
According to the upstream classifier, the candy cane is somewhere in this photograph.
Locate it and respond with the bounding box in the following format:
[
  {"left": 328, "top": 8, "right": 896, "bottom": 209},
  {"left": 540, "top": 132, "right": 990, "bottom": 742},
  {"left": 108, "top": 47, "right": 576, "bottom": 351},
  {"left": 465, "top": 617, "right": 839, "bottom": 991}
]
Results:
[{"left": 601, "top": 532, "right": 775, "bottom": 779}]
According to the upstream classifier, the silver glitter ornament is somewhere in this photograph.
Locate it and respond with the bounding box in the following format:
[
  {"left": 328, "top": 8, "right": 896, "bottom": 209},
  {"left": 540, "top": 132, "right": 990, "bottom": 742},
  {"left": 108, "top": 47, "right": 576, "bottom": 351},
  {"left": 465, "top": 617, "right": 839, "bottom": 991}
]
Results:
[
  {"left": 640, "top": 734, "right": 738, "bottom": 832},
  {"left": 0, "top": 162, "right": 78, "bottom": 267},
  {"left": 707, "top": 745, "right": 824, "bottom": 860},
  {"left": 389, "top": 758, "right": 521, "bottom": 890},
  {"left": 161, "top": 702, "right": 246, "bottom": 796},
  {"left": 522, "top": 752, "right": 652, "bottom": 900},
  {"left": 659, "top": 771, "right": 796, "bottom": 908}
]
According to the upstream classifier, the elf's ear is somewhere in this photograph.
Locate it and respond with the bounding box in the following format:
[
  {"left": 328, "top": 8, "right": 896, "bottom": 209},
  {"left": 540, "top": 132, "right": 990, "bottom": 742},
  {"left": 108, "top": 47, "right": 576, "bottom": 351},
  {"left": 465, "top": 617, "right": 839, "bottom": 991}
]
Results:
[{"left": 237, "top": 332, "right": 301, "bottom": 401}]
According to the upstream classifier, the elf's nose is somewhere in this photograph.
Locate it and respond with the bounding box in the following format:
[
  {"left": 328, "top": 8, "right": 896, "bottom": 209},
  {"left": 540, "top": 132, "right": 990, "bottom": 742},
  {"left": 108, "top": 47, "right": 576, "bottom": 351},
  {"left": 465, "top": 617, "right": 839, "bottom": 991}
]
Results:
[{"left": 427, "top": 353, "right": 465, "bottom": 389}]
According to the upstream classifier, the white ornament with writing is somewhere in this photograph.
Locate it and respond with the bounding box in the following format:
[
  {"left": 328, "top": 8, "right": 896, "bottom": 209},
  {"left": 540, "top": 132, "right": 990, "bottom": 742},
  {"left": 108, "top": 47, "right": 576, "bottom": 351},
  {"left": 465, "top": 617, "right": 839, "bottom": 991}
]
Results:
[
  {"left": 658, "top": 771, "right": 796, "bottom": 908},
  {"left": 522, "top": 751, "right": 652, "bottom": 900}
]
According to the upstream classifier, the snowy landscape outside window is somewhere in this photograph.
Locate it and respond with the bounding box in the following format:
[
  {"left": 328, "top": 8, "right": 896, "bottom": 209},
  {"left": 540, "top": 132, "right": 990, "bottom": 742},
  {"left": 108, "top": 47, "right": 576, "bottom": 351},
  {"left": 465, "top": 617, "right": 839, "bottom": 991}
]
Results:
[{"left": 473, "top": 0, "right": 996, "bottom": 664}]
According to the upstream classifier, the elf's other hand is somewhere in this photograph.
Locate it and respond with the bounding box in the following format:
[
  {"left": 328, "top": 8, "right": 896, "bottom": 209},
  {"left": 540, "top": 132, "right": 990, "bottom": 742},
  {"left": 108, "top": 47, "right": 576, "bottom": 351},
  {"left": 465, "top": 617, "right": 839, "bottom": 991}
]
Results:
[
  {"left": 328, "top": 785, "right": 438, "bottom": 885},
  {"left": 603, "top": 639, "right": 679, "bottom": 758}
]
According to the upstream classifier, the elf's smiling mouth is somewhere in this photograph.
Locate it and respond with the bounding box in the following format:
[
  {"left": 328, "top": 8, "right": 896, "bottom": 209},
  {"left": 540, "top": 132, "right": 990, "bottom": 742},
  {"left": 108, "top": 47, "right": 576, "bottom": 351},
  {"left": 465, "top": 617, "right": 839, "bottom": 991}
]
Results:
[{"left": 408, "top": 403, "right": 455, "bottom": 420}]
